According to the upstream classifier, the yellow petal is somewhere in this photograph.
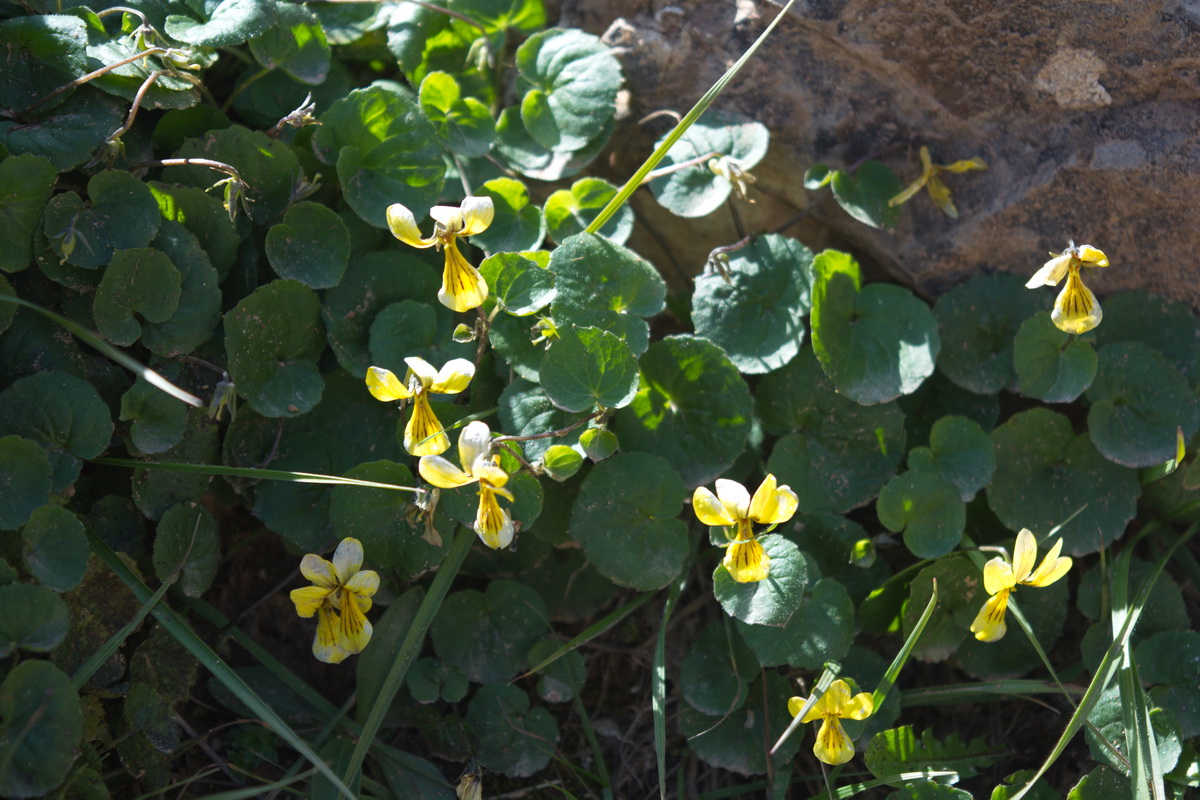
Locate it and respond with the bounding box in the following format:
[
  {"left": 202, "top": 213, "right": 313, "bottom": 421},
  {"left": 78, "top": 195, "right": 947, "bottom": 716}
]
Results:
[
  {"left": 841, "top": 692, "right": 874, "bottom": 721},
  {"left": 386, "top": 204, "right": 435, "bottom": 248},
  {"left": 457, "top": 420, "right": 493, "bottom": 475},
  {"left": 749, "top": 474, "right": 798, "bottom": 525},
  {"left": 814, "top": 679, "right": 853, "bottom": 717},
  {"left": 723, "top": 538, "right": 770, "bottom": 583},
  {"left": 365, "top": 366, "right": 412, "bottom": 402},
  {"left": 693, "top": 486, "right": 737, "bottom": 527},
  {"left": 889, "top": 176, "right": 925, "bottom": 207},
  {"left": 419, "top": 454, "right": 477, "bottom": 489},
  {"left": 459, "top": 196, "right": 494, "bottom": 236},
  {"left": 475, "top": 486, "right": 514, "bottom": 549},
  {"left": 1025, "top": 537, "right": 1072, "bottom": 587},
  {"left": 338, "top": 591, "right": 373, "bottom": 654},
  {"left": 1052, "top": 269, "right": 1102, "bottom": 334},
  {"left": 926, "top": 174, "right": 958, "bottom": 218},
  {"left": 404, "top": 356, "right": 438, "bottom": 390},
  {"left": 438, "top": 244, "right": 488, "bottom": 312},
  {"left": 430, "top": 358, "right": 475, "bottom": 394},
  {"left": 299, "top": 553, "right": 337, "bottom": 588},
  {"left": 1027, "top": 254, "right": 1072, "bottom": 288},
  {"left": 714, "top": 479, "right": 751, "bottom": 520},
  {"left": 1076, "top": 244, "right": 1109, "bottom": 267},
  {"left": 313, "top": 603, "right": 349, "bottom": 663},
  {"left": 290, "top": 585, "right": 332, "bottom": 618},
  {"left": 813, "top": 718, "right": 855, "bottom": 765},
  {"left": 405, "top": 395, "right": 450, "bottom": 456},
  {"left": 788, "top": 696, "right": 807, "bottom": 718},
  {"left": 918, "top": 145, "right": 934, "bottom": 177},
  {"left": 941, "top": 157, "right": 987, "bottom": 173},
  {"left": 970, "top": 589, "right": 1011, "bottom": 642},
  {"left": 1010, "top": 529, "right": 1038, "bottom": 583},
  {"left": 474, "top": 461, "right": 510, "bottom": 490},
  {"left": 982, "top": 557, "right": 1016, "bottom": 595},
  {"left": 345, "top": 569, "right": 380, "bottom": 598},
  {"left": 331, "top": 537, "right": 364, "bottom": 583}
]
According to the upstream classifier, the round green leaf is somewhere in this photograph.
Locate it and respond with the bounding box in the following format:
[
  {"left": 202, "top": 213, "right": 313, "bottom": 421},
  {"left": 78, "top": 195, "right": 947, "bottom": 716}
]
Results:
[
  {"left": 488, "top": 310, "right": 549, "bottom": 381},
  {"left": 898, "top": 369, "right": 1000, "bottom": 448},
  {"left": 471, "top": 178, "right": 545, "bottom": 253},
  {"left": 498, "top": 379, "right": 585, "bottom": 461},
  {"left": 579, "top": 427, "right": 617, "bottom": 462},
  {"left": 313, "top": 84, "right": 445, "bottom": 228},
  {"left": 120, "top": 374, "right": 188, "bottom": 456},
  {"left": 542, "top": 444, "right": 583, "bottom": 481},
  {"left": 252, "top": 431, "right": 352, "bottom": 551},
  {"left": 419, "top": 71, "right": 495, "bottom": 157},
  {"left": 988, "top": 408, "right": 1140, "bottom": 554},
  {"left": 678, "top": 671, "right": 802, "bottom": 776},
  {"left": 544, "top": 177, "right": 633, "bottom": 245},
  {"left": 42, "top": 170, "right": 161, "bottom": 269},
  {"left": 735, "top": 577, "right": 855, "bottom": 669},
  {"left": 567, "top": 452, "right": 687, "bottom": 590},
  {"left": 906, "top": 415, "right": 995, "bottom": 501},
  {"left": 804, "top": 164, "right": 833, "bottom": 190},
  {"left": 0, "top": 14, "right": 88, "bottom": 110},
  {"left": 760, "top": 348, "right": 906, "bottom": 513},
  {"left": 830, "top": 161, "right": 903, "bottom": 229},
  {"left": 133, "top": 408, "right": 217, "bottom": 521},
  {"left": 901, "top": 556, "right": 982, "bottom": 662},
  {"left": 516, "top": 28, "right": 622, "bottom": 152},
  {"left": 165, "top": 0, "right": 278, "bottom": 46},
  {"left": 94, "top": 247, "right": 182, "bottom": 346},
  {"left": 248, "top": 1, "right": 330, "bottom": 84},
  {"left": 691, "top": 234, "right": 813, "bottom": 374},
  {"left": 0, "top": 371, "right": 112, "bottom": 492},
  {"left": 1085, "top": 685, "right": 1182, "bottom": 775},
  {"left": 225, "top": 279, "right": 325, "bottom": 418},
  {"left": 22, "top": 505, "right": 87, "bottom": 592},
  {"left": 712, "top": 534, "right": 812, "bottom": 626},
  {"left": 265, "top": 201, "right": 350, "bottom": 289},
  {"left": 1094, "top": 290, "right": 1200, "bottom": 387},
  {"left": 650, "top": 110, "right": 769, "bottom": 218},
  {"left": 479, "top": 252, "right": 555, "bottom": 316},
  {"left": 494, "top": 105, "right": 613, "bottom": 181},
  {"left": 549, "top": 233, "right": 665, "bottom": 356},
  {"left": 140, "top": 220, "right": 223, "bottom": 357},
  {"left": 430, "top": 581, "right": 548, "bottom": 684},
  {"left": 877, "top": 471, "right": 965, "bottom": 558},
  {"left": 0, "top": 91, "right": 126, "bottom": 172},
  {"left": 616, "top": 335, "right": 753, "bottom": 487},
  {"left": 540, "top": 326, "right": 639, "bottom": 413},
  {"left": 1013, "top": 311, "right": 1098, "bottom": 403},
  {"left": 528, "top": 639, "right": 586, "bottom": 704},
  {"left": 0, "top": 660, "right": 82, "bottom": 797},
  {"left": 153, "top": 501, "right": 220, "bottom": 598},
  {"left": 149, "top": 182, "right": 241, "bottom": 280},
  {"left": 787, "top": 512, "right": 892, "bottom": 606},
  {"left": 934, "top": 273, "right": 1044, "bottom": 394},
  {"left": 466, "top": 684, "right": 558, "bottom": 778},
  {"left": 0, "top": 435, "right": 52, "bottom": 531},
  {"left": 680, "top": 621, "right": 758, "bottom": 717},
  {"left": 1134, "top": 631, "right": 1200, "bottom": 687},
  {"left": 0, "top": 154, "right": 57, "bottom": 274},
  {"left": 0, "top": 582, "right": 69, "bottom": 656},
  {"left": 1087, "top": 342, "right": 1200, "bottom": 468},
  {"left": 811, "top": 250, "right": 940, "bottom": 404},
  {"left": 330, "top": 460, "right": 447, "bottom": 576}
]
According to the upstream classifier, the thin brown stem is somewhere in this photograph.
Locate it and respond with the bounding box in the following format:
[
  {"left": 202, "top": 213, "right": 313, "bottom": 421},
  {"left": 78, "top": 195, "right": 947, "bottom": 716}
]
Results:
[
  {"left": 15, "top": 47, "right": 189, "bottom": 118},
  {"left": 494, "top": 411, "right": 603, "bottom": 444}
]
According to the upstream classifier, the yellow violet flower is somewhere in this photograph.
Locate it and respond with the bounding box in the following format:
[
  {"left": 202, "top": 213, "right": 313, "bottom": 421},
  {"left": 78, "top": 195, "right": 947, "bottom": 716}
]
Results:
[
  {"left": 386, "top": 197, "right": 494, "bottom": 312},
  {"left": 1025, "top": 241, "right": 1110, "bottom": 334},
  {"left": 366, "top": 357, "right": 475, "bottom": 456},
  {"left": 419, "top": 421, "right": 515, "bottom": 549},
  {"left": 289, "top": 537, "right": 379, "bottom": 664},
  {"left": 970, "top": 528, "right": 1072, "bottom": 643},
  {"left": 788, "top": 679, "right": 874, "bottom": 766},
  {"left": 692, "top": 474, "right": 798, "bottom": 583},
  {"left": 888, "top": 145, "right": 987, "bottom": 218}
]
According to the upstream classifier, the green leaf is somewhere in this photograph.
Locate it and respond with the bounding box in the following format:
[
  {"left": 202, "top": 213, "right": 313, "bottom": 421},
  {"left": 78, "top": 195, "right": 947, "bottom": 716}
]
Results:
[
  {"left": 419, "top": 71, "right": 495, "bottom": 157},
  {"left": 567, "top": 452, "right": 687, "bottom": 590},
  {"left": 0, "top": 154, "right": 58, "bottom": 274},
  {"left": 788, "top": 512, "right": 893, "bottom": 606},
  {"left": 248, "top": 1, "right": 330, "bottom": 84},
  {"left": 225, "top": 279, "right": 325, "bottom": 418},
  {"left": 934, "top": 273, "right": 1045, "bottom": 394},
  {"left": 447, "top": 0, "right": 546, "bottom": 34},
  {"left": 529, "top": 639, "right": 586, "bottom": 703},
  {"left": 549, "top": 233, "right": 665, "bottom": 356},
  {"left": 830, "top": 161, "right": 904, "bottom": 229},
  {"left": 0, "top": 89, "right": 126, "bottom": 171},
  {"left": 540, "top": 326, "right": 639, "bottom": 412},
  {"left": 735, "top": 577, "right": 855, "bottom": 669},
  {"left": 356, "top": 587, "right": 424, "bottom": 714},
  {"left": 494, "top": 105, "right": 613, "bottom": 181},
  {"left": 149, "top": 181, "right": 241, "bottom": 280},
  {"left": 760, "top": 348, "right": 906, "bottom": 513},
  {"left": 906, "top": 415, "right": 995, "bottom": 502},
  {"left": 1066, "top": 766, "right": 1131, "bottom": 800},
  {"left": 488, "top": 310, "right": 548, "bottom": 381},
  {"left": 93, "top": 248, "right": 182, "bottom": 346},
  {"left": 132, "top": 408, "right": 217, "bottom": 521},
  {"left": 78, "top": 9, "right": 202, "bottom": 110},
  {"left": 1013, "top": 311, "right": 1098, "bottom": 403},
  {"left": 678, "top": 671, "right": 802, "bottom": 775},
  {"left": 712, "top": 534, "right": 812, "bottom": 626},
  {"left": 886, "top": 783, "right": 973, "bottom": 800},
  {"left": 152, "top": 501, "right": 220, "bottom": 597},
  {"left": 0, "top": 582, "right": 69, "bottom": 656},
  {"left": 0, "top": 14, "right": 87, "bottom": 110},
  {"left": 430, "top": 581, "right": 549, "bottom": 684},
  {"left": 0, "top": 435, "right": 52, "bottom": 531},
  {"left": 804, "top": 164, "right": 833, "bottom": 190},
  {"left": 480, "top": 252, "right": 555, "bottom": 316},
  {"left": 369, "top": 299, "right": 471, "bottom": 373},
  {"left": 1087, "top": 342, "right": 1200, "bottom": 468},
  {"left": 1133, "top": 631, "right": 1200, "bottom": 687},
  {"left": 516, "top": 28, "right": 622, "bottom": 152},
  {"left": 579, "top": 427, "right": 617, "bottom": 462},
  {"left": 465, "top": 684, "right": 558, "bottom": 778},
  {"left": 810, "top": 249, "right": 940, "bottom": 404},
  {"left": 691, "top": 233, "right": 813, "bottom": 374},
  {"left": 1085, "top": 683, "right": 1183, "bottom": 775},
  {"left": 877, "top": 471, "right": 966, "bottom": 558},
  {"left": 616, "top": 335, "right": 753, "bottom": 487},
  {"left": 649, "top": 109, "right": 769, "bottom": 217},
  {"left": 314, "top": 83, "right": 445, "bottom": 228},
  {"left": 265, "top": 201, "right": 350, "bottom": 289},
  {"left": 899, "top": 370, "right": 1000, "bottom": 448},
  {"left": 22, "top": 505, "right": 87, "bottom": 592},
  {"left": 1093, "top": 290, "right": 1200, "bottom": 388},
  {"left": 0, "top": 371, "right": 112, "bottom": 491},
  {"left": 901, "top": 556, "right": 982, "bottom": 661},
  {"left": 866, "top": 726, "right": 999, "bottom": 783},
  {"left": 471, "top": 178, "right": 546, "bottom": 253},
  {"left": 166, "top": 0, "right": 278, "bottom": 47},
  {"left": 140, "top": 220, "right": 223, "bottom": 357},
  {"left": 0, "top": 661, "right": 82, "bottom": 797},
  {"left": 542, "top": 444, "right": 583, "bottom": 481},
  {"left": 497, "top": 379, "right": 585, "bottom": 461},
  {"left": 545, "top": 178, "right": 633, "bottom": 245},
  {"left": 680, "top": 621, "right": 758, "bottom": 716},
  {"left": 988, "top": 408, "right": 1140, "bottom": 554},
  {"left": 251, "top": 431, "right": 352, "bottom": 551},
  {"left": 43, "top": 170, "right": 161, "bottom": 269}
]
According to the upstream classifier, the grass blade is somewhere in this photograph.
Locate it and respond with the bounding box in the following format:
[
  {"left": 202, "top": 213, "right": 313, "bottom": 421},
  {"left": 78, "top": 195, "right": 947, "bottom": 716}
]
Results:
[
  {"left": 655, "top": 575, "right": 686, "bottom": 800},
  {"left": 802, "top": 771, "right": 959, "bottom": 800},
  {"left": 518, "top": 590, "right": 654, "bottom": 680},
  {"left": 94, "top": 457, "right": 421, "bottom": 492},
  {"left": 770, "top": 663, "right": 842, "bottom": 755},
  {"left": 872, "top": 578, "right": 938, "bottom": 710}
]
